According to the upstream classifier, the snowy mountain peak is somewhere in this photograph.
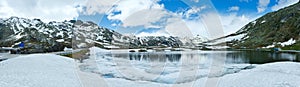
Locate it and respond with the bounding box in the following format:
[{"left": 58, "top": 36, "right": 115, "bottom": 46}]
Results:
[{"left": 0, "top": 17, "right": 207, "bottom": 53}]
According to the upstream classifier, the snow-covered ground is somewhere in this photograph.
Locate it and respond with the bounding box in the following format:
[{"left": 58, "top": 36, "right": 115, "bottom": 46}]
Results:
[
  {"left": 1, "top": 48, "right": 300, "bottom": 87},
  {"left": 218, "top": 62, "right": 300, "bottom": 87},
  {"left": 0, "top": 54, "right": 82, "bottom": 87},
  {"left": 0, "top": 53, "right": 21, "bottom": 60}
]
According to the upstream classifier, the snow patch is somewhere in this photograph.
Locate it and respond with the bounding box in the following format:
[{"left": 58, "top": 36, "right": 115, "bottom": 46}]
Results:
[
  {"left": 251, "top": 20, "right": 257, "bottom": 24},
  {"left": 104, "top": 45, "right": 120, "bottom": 49},
  {"left": 263, "top": 44, "right": 275, "bottom": 48},
  {"left": 226, "top": 33, "right": 246, "bottom": 41},
  {"left": 218, "top": 62, "right": 300, "bottom": 87},
  {"left": 15, "top": 33, "right": 24, "bottom": 39},
  {"left": 56, "top": 39, "right": 64, "bottom": 42},
  {"left": 279, "top": 38, "right": 296, "bottom": 47}
]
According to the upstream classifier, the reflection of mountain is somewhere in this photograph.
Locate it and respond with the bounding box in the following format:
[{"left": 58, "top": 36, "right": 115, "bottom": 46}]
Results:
[
  {"left": 111, "top": 51, "right": 300, "bottom": 64},
  {"left": 127, "top": 53, "right": 182, "bottom": 62},
  {"left": 226, "top": 51, "right": 299, "bottom": 64}
]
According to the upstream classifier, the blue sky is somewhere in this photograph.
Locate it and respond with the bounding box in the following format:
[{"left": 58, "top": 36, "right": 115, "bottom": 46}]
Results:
[
  {"left": 75, "top": 0, "right": 298, "bottom": 38},
  {"left": 0, "top": 0, "right": 298, "bottom": 38}
]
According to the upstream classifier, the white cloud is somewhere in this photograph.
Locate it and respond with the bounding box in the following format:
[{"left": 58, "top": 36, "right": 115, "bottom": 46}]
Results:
[
  {"left": 184, "top": 19, "right": 210, "bottom": 38},
  {"left": 83, "top": 0, "right": 255, "bottom": 39},
  {"left": 160, "top": 12, "right": 224, "bottom": 39},
  {"left": 220, "top": 13, "right": 254, "bottom": 35},
  {"left": 121, "top": 9, "right": 168, "bottom": 27},
  {"left": 84, "top": 0, "right": 118, "bottom": 15},
  {"left": 181, "top": 12, "right": 255, "bottom": 39},
  {"left": 257, "top": 0, "right": 270, "bottom": 13},
  {"left": 183, "top": 6, "right": 206, "bottom": 19},
  {"left": 108, "top": 0, "right": 163, "bottom": 21},
  {"left": 228, "top": 6, "right": 240, "bottom": 12},
  {"left": 272, "top": 0, "right": 298, "bottom": 11},
  {"left": 0, "top": 0, "right": 84, "bottom": 22},
  {"left": 107, "top": 0, "right": 165, "bottom": 27},
  {"left": 165, "top": 17, "right": 194, "bottom": 38},
  {"left": 200, "top": 12, "right": 225, "bottom": 39},
  {"left": 136, "top": 30, "right": 170, "bottom": 37},
  {"left": 191, "top": 0, "right": 199, "bottom": 3}
]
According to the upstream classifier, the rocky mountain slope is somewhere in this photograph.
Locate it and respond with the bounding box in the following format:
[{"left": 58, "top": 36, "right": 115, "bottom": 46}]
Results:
[
  {"left": 0, "top": 17, "right": 130, "bottom": 53},
  {"left": 0, "top": 17, "right": 194, "bottom": 53},
  {"left": 209, "top": 2, "right": 300, "bottom": 50}
]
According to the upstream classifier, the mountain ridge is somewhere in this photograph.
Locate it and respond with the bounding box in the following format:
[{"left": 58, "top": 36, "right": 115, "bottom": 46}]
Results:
[
  {"left": 205, "top": 2, "right": 300, "bottom": 50},
  {"left": 0, "top": 17, "right": 206, "bottom": 53}
]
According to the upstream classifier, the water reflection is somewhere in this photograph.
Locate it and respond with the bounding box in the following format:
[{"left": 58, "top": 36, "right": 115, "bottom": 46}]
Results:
[
  {"left": 105, "top": 51, "right": 300, "bottom": 64},
  {"left": 226, "top": 51, "right": 300, "bottom": 64},
  {"left": 108, "top": 53, "right": 182, "bottom": 62}
]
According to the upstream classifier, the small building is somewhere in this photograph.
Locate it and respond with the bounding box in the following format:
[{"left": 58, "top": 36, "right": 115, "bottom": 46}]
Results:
[{"left": 18, "top": 42, "right": 25, "bottom": 48}]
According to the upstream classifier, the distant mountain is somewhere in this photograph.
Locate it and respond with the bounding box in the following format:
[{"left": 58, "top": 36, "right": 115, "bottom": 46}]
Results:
[
  {"left": 208, "top": 2, "right": 300, "bottom": 50},
  {"left": 0, "top": 17, "right": 133, "bottom": 53},
  {"left": 0, "top": 17, "right": 205, "bottom": 53}
]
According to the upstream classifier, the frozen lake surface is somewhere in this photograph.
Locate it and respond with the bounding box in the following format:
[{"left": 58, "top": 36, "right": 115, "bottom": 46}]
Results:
[
  {"left": 78, "top": 47, "right": 300, "bottom": 87},
  {"left": 1, "top": 47, "right": 300, "bottom": 87}
]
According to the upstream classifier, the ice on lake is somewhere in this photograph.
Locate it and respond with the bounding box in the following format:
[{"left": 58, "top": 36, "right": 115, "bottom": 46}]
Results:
[{"left": 78, "top": 47, "right": 300, "bottom": 87}]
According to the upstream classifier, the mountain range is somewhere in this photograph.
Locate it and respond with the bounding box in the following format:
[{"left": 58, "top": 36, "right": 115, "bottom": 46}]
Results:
[
  {"left": 0, "top": 17, "right": 204, "bottom": 53},
  {"left": 1, "top": 2, "right": 300, "bottom": 53}
]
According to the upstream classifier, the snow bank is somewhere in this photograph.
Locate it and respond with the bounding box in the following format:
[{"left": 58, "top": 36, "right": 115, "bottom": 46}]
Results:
[
  {"left": 218, "top": 62, "right": 300, "bottom": 87},
  {"left": 90, "top": 46, "right": 110, "bottom": 53},
  {"left": 0, "top": 54, "right": 81, "bottom": 87}
]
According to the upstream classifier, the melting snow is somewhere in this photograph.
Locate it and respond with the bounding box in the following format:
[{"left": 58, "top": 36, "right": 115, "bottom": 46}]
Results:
[
  {"left": 56, "top": 39, "right": 64, "bottom": 42},
  {"left": 261, "top": 20, "right": 266, "bottom": 23},
  {"left": 279, "top": 38, "right": 296, "bottom": 47},
  {"left": 251, "top": 20, "right": 257, "bottom": 24},
  {"left": 15, "top": 33, "right": 24, "bottom": 39},
  {"left": 263, "top": 44, "right": 275, "bottom": 48}
]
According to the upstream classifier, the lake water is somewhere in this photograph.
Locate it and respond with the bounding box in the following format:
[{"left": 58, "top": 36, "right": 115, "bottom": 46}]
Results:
[
  {"left": 105, "top": 50, "right": 300, "bottom": 64},
  {"left": 88, "top": 50, "right": 300, "bottom": 85}
]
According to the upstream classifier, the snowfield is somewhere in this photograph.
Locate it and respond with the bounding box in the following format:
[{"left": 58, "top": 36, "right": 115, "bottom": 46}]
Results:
[
  {"left": 0, "top": 49, "right": 300, "bottom": 87},
  {"left": 218, "top": 62, "right": 300, "bottom": 87},
  {"left": 0, "top": 54, "right": 82, "bottom": 87}
]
